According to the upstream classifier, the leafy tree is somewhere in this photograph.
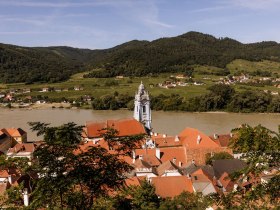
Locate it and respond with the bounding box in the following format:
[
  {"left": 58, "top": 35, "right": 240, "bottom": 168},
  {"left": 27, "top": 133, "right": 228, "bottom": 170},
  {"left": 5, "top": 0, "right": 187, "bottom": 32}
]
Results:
[{"left": 159, "top": 191, "right": 212, "bottom": 210}]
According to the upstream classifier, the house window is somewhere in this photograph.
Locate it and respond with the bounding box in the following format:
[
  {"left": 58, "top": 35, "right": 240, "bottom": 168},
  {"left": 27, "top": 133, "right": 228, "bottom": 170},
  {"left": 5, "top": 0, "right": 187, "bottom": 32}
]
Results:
[{"left": 143, "top": 106, "right": 146, "bottom": 113}]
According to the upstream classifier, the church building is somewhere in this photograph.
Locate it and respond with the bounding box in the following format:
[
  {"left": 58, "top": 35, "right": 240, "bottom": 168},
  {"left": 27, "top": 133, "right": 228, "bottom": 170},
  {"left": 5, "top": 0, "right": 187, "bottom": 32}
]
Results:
[{"left": 133, "top": 82, "right": 152, "bottom": 130}]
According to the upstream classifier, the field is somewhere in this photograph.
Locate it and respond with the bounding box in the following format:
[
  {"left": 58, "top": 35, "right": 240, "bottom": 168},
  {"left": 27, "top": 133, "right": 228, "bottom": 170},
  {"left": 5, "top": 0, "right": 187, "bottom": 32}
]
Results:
[
  {"left": 227, "top": 59, "right": 280, "bottom": 74},
  {"left": 0, "top": 59, "right": 279, "bottom": 101}
]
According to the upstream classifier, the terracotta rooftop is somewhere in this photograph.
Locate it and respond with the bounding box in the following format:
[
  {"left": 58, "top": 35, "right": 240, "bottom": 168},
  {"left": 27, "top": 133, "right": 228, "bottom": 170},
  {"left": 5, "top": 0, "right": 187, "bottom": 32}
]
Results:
[
  {"left": 7, "top": 143, "right": 38, "bottom": 154},
  {"left": 86, "top": 118, "right": 147, "bottom": 138},
  {"left": 151, "top": 134, "right": 182, "bottom": 148},
  {"left": 151, "top": 176, "right": 193, "bottom": 198},
  {"left": 157, "top": 161, "right": 181, "bottom": 176},
  {"left": 159, "top": 147, "right": 187, "bottom": 167},
  {"left": 124, "top": 177, "right": 141, "bottom": 187},
  {"left": 133, "top": 159, "right": 152, "bottom": 169},
  {"left": 179, "top": 127, "right": 220, "bottom": 149},
  {"left": 0, "top": 170, "right": 9, "bottom": 178},
  {"left": 210, "top": 134, "right": 232, "bottom": 147},
  {"left": 140, "top": 154, "right": 161, "bottom": 167},
  {"left": 219, "top": 172, "right": 235, "bottom": 192},
  {"left": 1, "top": 128, "right": 26, "bottom": 137}
]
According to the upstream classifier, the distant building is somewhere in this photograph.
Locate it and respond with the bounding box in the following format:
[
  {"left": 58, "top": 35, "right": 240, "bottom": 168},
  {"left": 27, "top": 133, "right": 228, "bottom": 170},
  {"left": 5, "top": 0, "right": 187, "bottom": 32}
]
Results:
[{"left": 133, "top": 82, "right": 152, "bottom": 130}]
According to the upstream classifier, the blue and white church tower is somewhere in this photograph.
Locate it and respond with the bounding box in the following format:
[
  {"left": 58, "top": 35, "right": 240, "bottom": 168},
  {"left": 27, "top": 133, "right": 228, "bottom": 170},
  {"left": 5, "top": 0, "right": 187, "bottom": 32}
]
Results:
[{"left": 133, "top": 82, "right": 152, "bottom": 130}]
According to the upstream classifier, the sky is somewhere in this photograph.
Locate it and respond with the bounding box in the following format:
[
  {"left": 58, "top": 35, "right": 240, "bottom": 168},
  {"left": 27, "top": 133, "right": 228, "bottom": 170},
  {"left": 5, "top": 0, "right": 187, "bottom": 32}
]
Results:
[{"left": 0, "top": 0, "right": 280, "bottom": 49}]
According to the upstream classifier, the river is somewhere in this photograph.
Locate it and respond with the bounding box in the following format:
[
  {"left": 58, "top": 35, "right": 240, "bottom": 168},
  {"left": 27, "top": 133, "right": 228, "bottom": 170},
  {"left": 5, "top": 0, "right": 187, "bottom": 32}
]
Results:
[{"left": 0, "top": 108, "right": 279, "bottom": 141}]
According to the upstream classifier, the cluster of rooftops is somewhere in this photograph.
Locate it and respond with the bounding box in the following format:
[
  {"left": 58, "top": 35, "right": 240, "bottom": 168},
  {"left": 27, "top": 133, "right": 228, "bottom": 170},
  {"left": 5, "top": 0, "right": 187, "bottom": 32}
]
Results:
[{"left": 0, "top": 118, "right": 278, "bottom": 199}]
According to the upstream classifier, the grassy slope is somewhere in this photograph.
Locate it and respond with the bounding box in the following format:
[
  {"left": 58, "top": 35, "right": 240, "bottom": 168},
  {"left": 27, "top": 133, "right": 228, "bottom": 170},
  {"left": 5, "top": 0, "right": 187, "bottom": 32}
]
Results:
[
  {"left": 1, "top": 59, "right": 279, "bottom": 101},
  {"left": 227, "top": 59, "right": 280, "bottom": 74}
]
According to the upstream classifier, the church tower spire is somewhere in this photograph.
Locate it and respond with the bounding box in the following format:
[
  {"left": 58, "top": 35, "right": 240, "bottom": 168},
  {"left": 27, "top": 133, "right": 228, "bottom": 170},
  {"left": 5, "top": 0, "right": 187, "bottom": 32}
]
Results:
[{"left": 134, "top": 82, "right": 152, "bottom": 130}]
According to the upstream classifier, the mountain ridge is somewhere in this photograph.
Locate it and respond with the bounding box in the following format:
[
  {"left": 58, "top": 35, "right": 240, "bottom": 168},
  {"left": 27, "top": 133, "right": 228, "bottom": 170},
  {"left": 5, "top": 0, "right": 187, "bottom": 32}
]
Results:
[{"left": 1, "top": 31, "right": 280, "bottom": 83}]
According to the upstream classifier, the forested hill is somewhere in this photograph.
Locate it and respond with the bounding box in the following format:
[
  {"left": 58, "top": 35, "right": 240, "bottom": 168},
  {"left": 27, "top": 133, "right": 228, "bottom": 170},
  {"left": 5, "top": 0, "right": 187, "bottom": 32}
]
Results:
[{"left": 1, "top": 31, "right": 280, "bottom": 83}]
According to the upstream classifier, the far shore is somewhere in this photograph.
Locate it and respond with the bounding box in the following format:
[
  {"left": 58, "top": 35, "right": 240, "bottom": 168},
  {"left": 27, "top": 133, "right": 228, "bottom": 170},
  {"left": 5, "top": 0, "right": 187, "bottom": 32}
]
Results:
[{"left": 0, "top": 103, "right": 279, "bottom": 115}]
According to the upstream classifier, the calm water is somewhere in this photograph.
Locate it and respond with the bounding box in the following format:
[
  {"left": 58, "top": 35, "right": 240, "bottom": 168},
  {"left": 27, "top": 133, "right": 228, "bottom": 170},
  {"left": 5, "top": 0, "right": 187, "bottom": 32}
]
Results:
[{"left": 0, "top": 108, "right": 279, "bottom": 141}]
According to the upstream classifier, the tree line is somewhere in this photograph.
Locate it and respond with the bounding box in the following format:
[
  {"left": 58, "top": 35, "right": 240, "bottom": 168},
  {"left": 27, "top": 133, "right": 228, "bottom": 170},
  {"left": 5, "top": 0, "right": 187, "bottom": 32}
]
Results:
[{"left": 90, "top": 84, "right": 280, "bottom": 113}]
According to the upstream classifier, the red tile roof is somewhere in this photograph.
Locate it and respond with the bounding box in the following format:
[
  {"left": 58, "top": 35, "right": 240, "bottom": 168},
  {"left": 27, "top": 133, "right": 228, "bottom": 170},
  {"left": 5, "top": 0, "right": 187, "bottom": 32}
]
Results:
[
  {"left": 135, "top": 147, "right": 187, "bottom": 167},
  {"left": 7, "top": 143, "right": 38, "bottom": 154},
  {"left": 179, "top": 128, "right": 220, "bottom": 149},
  {"left": 157, "top": 161, "right": 181, "bottom": 176},
  {"left": 0, "top": 170, "right": 9, "bottom": 178},
  {"left": 210, "top": 134, "right": 232, "bottom": 147},
  {"left": 151, "top": 176, "right": 193, "bottom": 198},
  {"left": 124, "top": 177, "right": 141, "bottom": 187},
  {"left": 152, "top": 134, "right": 182, "bottom": 148},
  {"left": 141, "top": 154, "right": 161, "bottom": 167},
  {"left": 1, "top": 128, "right": 26, "bottom": 137},
  {"left": 86, "top": 119, "right": 147, "bottom": 138},
  {"left": 219, "top": 172, "right": 234, "bottom": 192},
  {"left": 160, "top": 147, "right": 187, "bottom": 167}
]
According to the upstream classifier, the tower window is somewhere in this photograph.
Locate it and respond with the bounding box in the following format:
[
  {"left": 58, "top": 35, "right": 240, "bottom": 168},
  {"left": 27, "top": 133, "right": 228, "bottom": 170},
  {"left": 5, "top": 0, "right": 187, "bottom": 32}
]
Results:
[{"left": 143, "top": 106, "right": 146, "bottom": 113}]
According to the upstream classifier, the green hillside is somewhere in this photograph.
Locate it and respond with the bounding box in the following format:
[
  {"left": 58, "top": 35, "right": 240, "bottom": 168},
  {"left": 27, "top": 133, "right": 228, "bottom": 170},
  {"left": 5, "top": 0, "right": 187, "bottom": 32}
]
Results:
[{"left": 1, "top": 31, "right": 280, "bottom": 83}]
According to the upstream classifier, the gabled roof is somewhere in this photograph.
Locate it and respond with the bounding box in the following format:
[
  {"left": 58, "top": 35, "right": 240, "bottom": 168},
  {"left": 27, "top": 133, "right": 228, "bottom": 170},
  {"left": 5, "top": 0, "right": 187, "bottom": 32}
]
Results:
[
  {"left": 7, "top": 143, "right": 38, "bottom": 154},
  {"left": 213, "top": 159, "right": 247, "bottom": 179},
  {"left": 210, "top": 134, "right": 232, "bottom": 147},
  {"left": 133, "top": 159, "right": 152, "bottom": 169},
  {"left": 179, "top": 128, "right": 220, "bottom": 148},
  {"left": 157, "top": 161, "right": 181, "bottom": 176},
  {"left": 1, "top": 128, "right": 26, "bottom": 137},
  {"left": 86, "top": 118, "right": 147, "bottom": 138},
  {"left": 151, "top": 134, "right": 182, "bottom": 148},
  {"left": 135, "top": 147, "right": 187, "bottom": 167},
  {"left": 0, "top": 170, "right": 9, "bottom": 178},
  {"left": 151, "top": 176, "right": 193, "bottom": 198},
  {"left": 183, "top": 162, "right": 199, "bottom": 174},
  {"left": 141, "top": 154, "right": 161, "bottom": 167},
  {"left": 219, "top": 172, "right": 235, "bottom": 192},
  {"left": 124, "top": 177, "right": 141, "bottom": 187},
  {"left": 160, "top": 147, "right": 187, "bottom": 167}
]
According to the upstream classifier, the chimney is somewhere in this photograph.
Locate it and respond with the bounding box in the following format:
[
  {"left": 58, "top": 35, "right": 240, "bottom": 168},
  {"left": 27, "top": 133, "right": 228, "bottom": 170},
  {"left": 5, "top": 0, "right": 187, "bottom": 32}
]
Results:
[
  {"left": 154, "top": 133, "right": 158, "bottom": 137},
  {"left": 213, "top": 133, "right": 219, "bottom": 139},
  {"left": 132, "top": 150, "right": 136, "bottom": 163},
  {"left": 197, "top": 135, "right": 201, "bottom": 144},
  {"left": 179, "top": 161, "right": 182, "bottom": 167},
  {"left": 8, "top": 175, "right": 12, "bottom": 184},
  {"left": 156, "top": 148, "right": 161, "bottom": 159},
  {"left": 23, "top": 188, "right": 29, "bottom": 206},
  {"left": 175, "top": 135, "right": 179, "bottom": 142},
  {"left": 139, "top": 155, "right": 143, "bottom": 160},
  {"left": 191, "top": 159, "right": 195, "bottom": 165},
  {"left": 172, "top": 157, "right": 176, "bottom": 164},
  {"left": 162, "top": 134, "right": 166, "bottom": 138}
]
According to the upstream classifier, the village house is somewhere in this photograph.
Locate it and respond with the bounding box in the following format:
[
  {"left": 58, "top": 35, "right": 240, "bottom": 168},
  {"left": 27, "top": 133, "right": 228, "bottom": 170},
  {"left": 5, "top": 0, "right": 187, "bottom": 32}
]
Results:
[
  {"left": 83, "top": 118, "right": 148, "bottom": 144},
  {"left": 74, "top": 86, "right": 84, "bottom": 91},
  {"left": 1, "top": 128, "right": 27, "bottom": 144},
  {"left": 41, "top": 87, "right": 49, "bottom": 92},
  {"left": 0, "top": 130, "right": 13, "bottom": 153},
  {"left": 7, "top": 143, "right": 39, "bottom": 160}
]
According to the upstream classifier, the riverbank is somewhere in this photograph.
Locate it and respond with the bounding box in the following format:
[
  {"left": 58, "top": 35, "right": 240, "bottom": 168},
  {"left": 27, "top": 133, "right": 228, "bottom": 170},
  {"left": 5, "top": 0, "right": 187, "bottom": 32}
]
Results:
[
  {"left": 0, "top": 109, "right": 279, "bottom": 142},
  {"left": 1, "top": 103, "right": 280, "bottom": 115}
]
